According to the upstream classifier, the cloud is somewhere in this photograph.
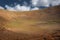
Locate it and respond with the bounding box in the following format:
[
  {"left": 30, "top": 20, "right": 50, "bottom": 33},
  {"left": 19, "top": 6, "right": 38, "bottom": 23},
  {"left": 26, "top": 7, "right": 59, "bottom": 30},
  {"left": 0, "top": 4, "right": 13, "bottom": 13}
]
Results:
[
  {"left": 5, "top": 4, "right": 39, "bottom": 11},
  {"left": 15, "top": 4, "right": 31, "bottom": 11},
  {"left": 5, "top": 5, "right": 29, "bottom": 11},
  {"left": 1, "top": 0, "right": 60, "bottom": 11},
  {"left": 32, "top": 0, "right": 39, "bottom": 6},
  {"left": 32, "top": 0, "right": 60, "bottom": 7},
  {"left": 49, "top": 0, "right": 60, "bottom": 6},
  {"left": 31, "top": 7, "right": 39, "bottom": 10},
  {"left": 32, "top": 0, "right": 49, "bottom": 7},
  {"left": 5, "top": 4, "right": 30, "bottom": 11},
  {"left": 0, "top": 6, "right": 4, "bottom": 9},
  {"left": 5, "top": 5, "right": 16, "bottom": 11}
]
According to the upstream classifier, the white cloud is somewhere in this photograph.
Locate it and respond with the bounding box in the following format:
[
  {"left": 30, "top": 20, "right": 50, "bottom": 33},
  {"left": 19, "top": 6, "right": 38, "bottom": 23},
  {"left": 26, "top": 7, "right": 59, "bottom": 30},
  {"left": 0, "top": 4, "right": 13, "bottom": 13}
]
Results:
[
  {"left": 49, "top": 0, "right": 60, "bottom": 6},
  {"left": 0, "top": 6, "right": 4, "bottom": 9},
  {"left": 20, "top": 6, "right": 31, "bottom": 11},
  {"left": 14, "top": 4, "right": 21, "bottom": 11},
  {"left": 0, "top": 0, "right": 60, "bottom": 11},
  {"left": 31, "top": 7, "right": 39, "bottom": 10},
  {"left": 5, "top": 4, "right": 30, "bottom": 11},
  {"left": 33, "top": 0, "right": 49, "bottom": 7},
  {"left": 15, "top": 4, "right": 31, "bottom": 11},
  {"left": 1, "top": 0, "right": 60, "bottom": 11},
  {"left": 5, "top": 4, "right": 40, "bottom": 11},
  {"left": 32, "top": 0, "right": 39, "bottom": 6},
  {"left": 33, "top": 0, "right": 60, "bottom": 7},
  {"left": 4, "top": 0, "right": 60, "bottom": 11},
  {"left": 5, "top": 5, "right": 16, "bottom": 11}
]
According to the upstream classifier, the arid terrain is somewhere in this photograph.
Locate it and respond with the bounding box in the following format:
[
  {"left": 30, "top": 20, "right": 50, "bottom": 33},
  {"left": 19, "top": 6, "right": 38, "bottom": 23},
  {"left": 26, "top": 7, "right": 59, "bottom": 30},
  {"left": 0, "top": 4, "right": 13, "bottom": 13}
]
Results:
[{"left": 0, "top": 5, "right": 60, "bottom": 40}]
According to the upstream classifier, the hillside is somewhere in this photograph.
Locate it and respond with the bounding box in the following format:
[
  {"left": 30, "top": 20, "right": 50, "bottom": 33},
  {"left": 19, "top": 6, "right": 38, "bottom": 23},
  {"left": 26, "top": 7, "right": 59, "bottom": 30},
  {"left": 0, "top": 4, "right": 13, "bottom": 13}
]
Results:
[
  {"left": 0, "top": 5, "right": 60, "bottom": 22},
  {"left": 0, "top": 5, "right": 60, "bottom": 40}
]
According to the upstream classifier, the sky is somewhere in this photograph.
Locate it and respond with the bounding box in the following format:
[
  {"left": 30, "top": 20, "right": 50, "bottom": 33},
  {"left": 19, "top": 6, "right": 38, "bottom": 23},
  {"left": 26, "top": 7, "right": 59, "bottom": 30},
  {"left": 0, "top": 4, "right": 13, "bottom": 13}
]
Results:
[{"left": 0, "top": 0, "right": 60, "bottom": 11}]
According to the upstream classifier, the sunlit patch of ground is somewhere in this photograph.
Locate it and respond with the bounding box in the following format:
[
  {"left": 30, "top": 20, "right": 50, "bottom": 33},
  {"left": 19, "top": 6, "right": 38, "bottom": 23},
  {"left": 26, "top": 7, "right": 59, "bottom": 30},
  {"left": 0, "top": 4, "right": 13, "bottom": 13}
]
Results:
[
  {"left": 0, "top": 23, "right": 60, "bottom": 40},
  {"left": 3, "top": 18, "right": 60, "bottom": 40},
  {"left": 5, "top": 18, "right": 60, "bottom": 33}
]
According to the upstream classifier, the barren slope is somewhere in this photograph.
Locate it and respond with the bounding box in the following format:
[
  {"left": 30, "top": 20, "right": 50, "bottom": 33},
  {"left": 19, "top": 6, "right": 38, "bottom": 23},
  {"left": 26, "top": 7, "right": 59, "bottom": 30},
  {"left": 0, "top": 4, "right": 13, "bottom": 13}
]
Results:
[{"left": 0, "top": 5, "right": 60, "bottom": 40}]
